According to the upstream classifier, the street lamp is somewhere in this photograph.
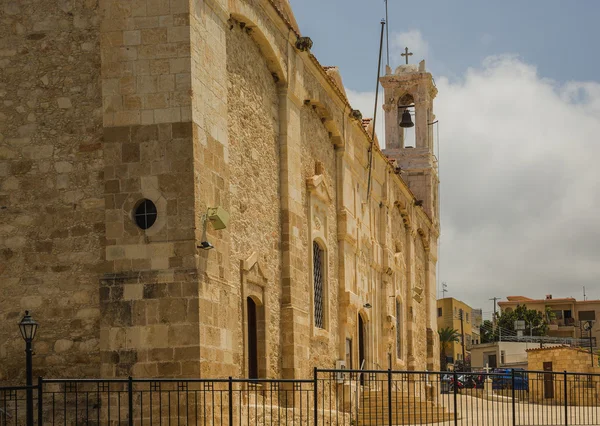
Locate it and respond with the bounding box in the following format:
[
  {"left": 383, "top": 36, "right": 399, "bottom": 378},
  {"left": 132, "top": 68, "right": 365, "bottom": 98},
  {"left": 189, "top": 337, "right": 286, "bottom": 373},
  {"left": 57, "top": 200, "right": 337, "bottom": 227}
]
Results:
[{"left": 19, "top": 311, "right": 38, "bottom": 426}]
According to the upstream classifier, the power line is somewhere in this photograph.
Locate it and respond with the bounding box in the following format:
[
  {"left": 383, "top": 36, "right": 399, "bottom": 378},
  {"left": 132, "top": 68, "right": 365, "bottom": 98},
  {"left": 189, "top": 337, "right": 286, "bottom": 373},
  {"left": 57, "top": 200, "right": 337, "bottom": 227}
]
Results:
[{"left": 489, "top": 297, "right": 500, "bottom": 318}]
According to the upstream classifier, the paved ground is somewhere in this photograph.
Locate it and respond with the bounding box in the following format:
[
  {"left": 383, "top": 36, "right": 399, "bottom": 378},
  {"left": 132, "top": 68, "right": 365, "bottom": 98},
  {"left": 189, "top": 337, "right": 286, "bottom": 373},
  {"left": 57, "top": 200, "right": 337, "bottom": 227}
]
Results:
[{"left": 433, "top": 393, "right": 600, "bottom": 426}]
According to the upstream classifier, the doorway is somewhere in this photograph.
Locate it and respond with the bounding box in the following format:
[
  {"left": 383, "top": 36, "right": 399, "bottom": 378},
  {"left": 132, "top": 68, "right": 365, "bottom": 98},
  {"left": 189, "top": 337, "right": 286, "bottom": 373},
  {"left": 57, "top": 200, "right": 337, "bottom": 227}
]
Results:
[
  {"left": 358, "top": 314, "right": 366, "bottom": 384},
  {"left": 487, "top": 354, "right": 498, "bottom": 369},
  {"left": 543, "top": 362, "right": 554, "bottom": 399},
  {"left": 247, "top": 297, "right": 258, "bottom": 379}
]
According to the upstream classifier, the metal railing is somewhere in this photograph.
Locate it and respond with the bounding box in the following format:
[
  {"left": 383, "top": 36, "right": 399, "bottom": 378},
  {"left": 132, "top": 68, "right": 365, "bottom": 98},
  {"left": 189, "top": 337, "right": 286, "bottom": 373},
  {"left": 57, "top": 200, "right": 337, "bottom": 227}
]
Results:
[
  {"left": 1, "top": 369, "right": 600, "bottom": 425},
  {"left": 495, "top": 335, "right": 597, "bottom": 347}
]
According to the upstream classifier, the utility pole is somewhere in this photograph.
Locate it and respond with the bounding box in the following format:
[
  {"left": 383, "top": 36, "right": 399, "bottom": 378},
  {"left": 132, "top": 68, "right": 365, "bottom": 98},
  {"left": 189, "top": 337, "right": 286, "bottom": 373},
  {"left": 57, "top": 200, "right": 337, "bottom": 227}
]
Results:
[
  {"left": 489, "top": 297, "right": 500, "bottom": 318},
  {"left": 489, "top": 297, "right": 500, "bottom": 342},
  {"left": 442, "top": 282, "right": 448, "bottom": 299},
  {"left": 584, "top": 321, "right": 594, "bottom": 367},
  {"left": 459, "top": 309, "right": 466, "bottom": 371}
]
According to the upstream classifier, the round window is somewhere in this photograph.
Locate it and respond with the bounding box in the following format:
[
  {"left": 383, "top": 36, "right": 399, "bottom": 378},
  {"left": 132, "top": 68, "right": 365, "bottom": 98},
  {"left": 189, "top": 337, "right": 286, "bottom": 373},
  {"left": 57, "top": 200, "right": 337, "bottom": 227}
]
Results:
[{"left": 134, "top": 199, "right": 158, "bottom": 230}]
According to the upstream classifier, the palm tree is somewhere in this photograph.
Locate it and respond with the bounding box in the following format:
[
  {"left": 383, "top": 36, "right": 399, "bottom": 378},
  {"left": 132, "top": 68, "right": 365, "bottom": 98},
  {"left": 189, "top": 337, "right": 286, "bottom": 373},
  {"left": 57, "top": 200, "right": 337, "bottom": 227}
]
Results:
[{"left": 439, "top": 327, "right": 460, "bottom": 370}]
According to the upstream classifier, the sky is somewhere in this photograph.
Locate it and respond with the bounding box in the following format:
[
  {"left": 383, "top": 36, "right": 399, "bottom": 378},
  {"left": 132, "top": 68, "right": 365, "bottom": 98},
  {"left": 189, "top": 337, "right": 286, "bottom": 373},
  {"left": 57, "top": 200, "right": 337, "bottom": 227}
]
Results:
[{"left": 290, "top": 0, "right": 600, "bottom": 319}]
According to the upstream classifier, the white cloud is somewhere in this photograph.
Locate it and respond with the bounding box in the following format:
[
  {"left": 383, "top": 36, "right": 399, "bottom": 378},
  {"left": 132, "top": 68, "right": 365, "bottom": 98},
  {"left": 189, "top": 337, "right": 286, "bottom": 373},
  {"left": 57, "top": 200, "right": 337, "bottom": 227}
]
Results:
[
  {"left": 348, "top": 55, "right": 600, "bottom": 316},
  {"left": 391, "top": 30, "right": 429, "bottom": 65},
  {"left": 346, "top": 88, "right": 385, "bottom": 146},
  {"left": 436, "top": 55, "right": 600, "bottom": 315}
]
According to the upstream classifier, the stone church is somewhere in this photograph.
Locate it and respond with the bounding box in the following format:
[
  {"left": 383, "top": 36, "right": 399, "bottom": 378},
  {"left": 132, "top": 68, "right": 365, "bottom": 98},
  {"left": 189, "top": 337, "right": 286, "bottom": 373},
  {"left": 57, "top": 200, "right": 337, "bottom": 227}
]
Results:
[{"left": 0, "top": 0, "right": 440, "bottom": 381}]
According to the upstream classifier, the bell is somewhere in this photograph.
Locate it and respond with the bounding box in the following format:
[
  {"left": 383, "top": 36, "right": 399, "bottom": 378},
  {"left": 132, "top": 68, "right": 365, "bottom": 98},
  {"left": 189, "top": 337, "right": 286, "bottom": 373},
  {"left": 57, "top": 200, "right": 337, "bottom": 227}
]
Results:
[{"left": 399, "top": 109, "right": 414, "bottom": 128}]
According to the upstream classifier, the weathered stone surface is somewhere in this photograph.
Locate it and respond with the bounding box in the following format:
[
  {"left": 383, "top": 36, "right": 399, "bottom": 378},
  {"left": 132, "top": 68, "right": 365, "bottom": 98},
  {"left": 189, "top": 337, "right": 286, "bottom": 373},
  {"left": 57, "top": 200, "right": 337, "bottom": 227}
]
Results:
[{"left": 1, "top": 0, "right": 439, "bottom": 382}]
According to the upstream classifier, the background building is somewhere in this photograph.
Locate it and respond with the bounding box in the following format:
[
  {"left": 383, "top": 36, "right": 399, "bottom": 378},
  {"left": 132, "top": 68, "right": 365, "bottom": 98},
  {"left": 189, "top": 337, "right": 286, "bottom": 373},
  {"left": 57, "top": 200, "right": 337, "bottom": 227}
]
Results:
[
  {"left": 499, "top": 295, "right": 599, "bottom": 347},
  {"left": 527, "top": 346, "right": 600, "bottom": 404},
  {"left": 0, "top": 0, "right": 440, "bottom": 381},
  {"left": 471, "top": 308, "right": 483, "bottom": 346},
  {"left": 437, "top": 298, "right": 473, "bottom": 365},
  {"left": 471, "top": 341, "right": 562, "bottom": 370}
]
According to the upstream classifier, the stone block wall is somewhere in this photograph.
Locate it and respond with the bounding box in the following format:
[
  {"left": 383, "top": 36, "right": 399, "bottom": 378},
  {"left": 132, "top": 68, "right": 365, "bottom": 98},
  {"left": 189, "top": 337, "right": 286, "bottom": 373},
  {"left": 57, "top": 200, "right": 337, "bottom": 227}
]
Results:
[
  {"left": 0, "top": 0, "right": 103, "bottom": 381},
  {"left": 100, "top": 269, "right": 199, "bottom": 377},
  {"left": 99, "top": 0, "right": 192, "bottom": 128},
  {"left": 226, "top": 23, "right": 282, "bottom": 378},
  {"left": 528, "top": 347, "right": 600, "bottom": 405},
  {"left": 100, "top": 122, "right": 199, "bottom": 377},
  {"left": 1, "top": 0, "right": 440, "bottom": 382}
]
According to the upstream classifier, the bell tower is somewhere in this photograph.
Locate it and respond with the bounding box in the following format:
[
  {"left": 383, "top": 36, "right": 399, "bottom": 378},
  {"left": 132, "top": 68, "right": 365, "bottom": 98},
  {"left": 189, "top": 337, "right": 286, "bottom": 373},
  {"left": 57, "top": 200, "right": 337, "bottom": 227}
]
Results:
[{"left": 381, "top": 60, "right": 439, "bottom": 223}]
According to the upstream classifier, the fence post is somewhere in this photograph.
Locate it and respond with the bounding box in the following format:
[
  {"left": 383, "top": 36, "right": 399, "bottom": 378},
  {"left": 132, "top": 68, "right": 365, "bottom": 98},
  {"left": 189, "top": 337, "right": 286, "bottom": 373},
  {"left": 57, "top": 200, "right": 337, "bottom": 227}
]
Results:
[
  {"left": 228, "top": 377, "right": 233, "bottom": 426},
  {"left": 313, "top": 367, "right": 318, "bottom": 426},
  {"left": 128, "top": 377, "right": 133, "bottom": 426},
  {"left": 453, "top": 371, "right": 458, "bottom": 426},
  {"left": 387, "top": 369, "right": 392, "bottom": 426},
  {"left": 564, "top": 371, "right": 568, "bottom": 426},
  {"left": 37, "top": 377, "right": 43, "bottom": 426},
  {"left": 511, "top": 369, "right": 516, "bottom": 426}
]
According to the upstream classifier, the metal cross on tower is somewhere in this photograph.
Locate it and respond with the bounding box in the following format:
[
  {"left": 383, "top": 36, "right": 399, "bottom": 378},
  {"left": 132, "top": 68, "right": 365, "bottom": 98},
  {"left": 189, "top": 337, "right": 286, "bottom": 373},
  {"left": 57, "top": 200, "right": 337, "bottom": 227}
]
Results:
[{"left": 401, "top": 47, "right": 413, "bottom": 64}]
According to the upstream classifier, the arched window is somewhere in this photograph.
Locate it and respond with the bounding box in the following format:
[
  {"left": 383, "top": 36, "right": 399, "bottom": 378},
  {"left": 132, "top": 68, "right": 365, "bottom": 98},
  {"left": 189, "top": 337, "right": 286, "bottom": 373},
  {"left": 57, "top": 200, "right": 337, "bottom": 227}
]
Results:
[
  {"left": 313, "top": 241, "right": 325, "bottom": 329},
  {"left": 396, "top": 299, "right": 402, "bottom": 359}
]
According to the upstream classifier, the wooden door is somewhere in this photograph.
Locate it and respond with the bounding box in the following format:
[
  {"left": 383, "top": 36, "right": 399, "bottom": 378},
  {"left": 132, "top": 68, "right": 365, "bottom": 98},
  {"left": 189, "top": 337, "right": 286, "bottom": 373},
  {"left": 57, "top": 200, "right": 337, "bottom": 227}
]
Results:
[
  {"left": 247, "top": 297, "right": 258, "bottom": 379},
  {"left": 543, "top": 362, "right": 554, "bottom": 399}
]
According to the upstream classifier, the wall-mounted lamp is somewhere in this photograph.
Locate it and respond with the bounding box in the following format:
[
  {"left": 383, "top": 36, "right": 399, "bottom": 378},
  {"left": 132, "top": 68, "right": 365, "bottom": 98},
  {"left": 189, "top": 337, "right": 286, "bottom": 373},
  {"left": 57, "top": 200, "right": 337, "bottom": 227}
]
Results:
[{"left": 198, "top": 206, "right": 230, "bottom": 251}]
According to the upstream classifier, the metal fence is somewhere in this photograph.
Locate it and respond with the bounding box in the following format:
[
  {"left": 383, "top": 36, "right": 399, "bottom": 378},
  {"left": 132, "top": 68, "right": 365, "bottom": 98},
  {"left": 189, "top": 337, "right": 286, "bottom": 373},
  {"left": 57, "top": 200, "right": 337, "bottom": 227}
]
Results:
[{"left": 2, "top": 369, "right": 600, "bottom": 425}]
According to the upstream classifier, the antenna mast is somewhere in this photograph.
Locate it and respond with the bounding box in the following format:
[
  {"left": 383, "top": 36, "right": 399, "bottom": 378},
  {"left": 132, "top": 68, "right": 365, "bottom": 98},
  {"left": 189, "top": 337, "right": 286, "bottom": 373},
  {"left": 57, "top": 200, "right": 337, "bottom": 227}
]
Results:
[
  {"left": 366, "top": 20, "right": 386, "bottom": 200},
  {"left": 385, "top": 0, "right": 390, "bottom": 66}
]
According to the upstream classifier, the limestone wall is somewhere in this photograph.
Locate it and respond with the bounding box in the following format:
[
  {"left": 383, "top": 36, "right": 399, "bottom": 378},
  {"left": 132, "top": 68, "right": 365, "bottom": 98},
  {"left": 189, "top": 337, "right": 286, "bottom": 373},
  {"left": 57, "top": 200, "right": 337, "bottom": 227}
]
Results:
[
  {"left": 226, "top": 23, "right": 282, "bottom": 378},
  {"left": 0, "top": 0, "right": 439, "bottom": 381},
  {"left": 300, "top": 103, "right": 339, "bottom": 371},
  {"left": 0, "top": 0, "right": 103, "bottom": 381}
]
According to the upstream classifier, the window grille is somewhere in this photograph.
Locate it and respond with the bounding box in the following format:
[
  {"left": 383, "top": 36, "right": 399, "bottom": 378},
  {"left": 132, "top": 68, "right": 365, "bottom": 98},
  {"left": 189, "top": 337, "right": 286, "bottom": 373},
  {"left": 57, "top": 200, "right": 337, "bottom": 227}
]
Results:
[
  {"left": 313, "top": 241, "right": 324, "bottom": 329},
  {"left": 396, "top": 300, "right": 402, "bottom": 358}
]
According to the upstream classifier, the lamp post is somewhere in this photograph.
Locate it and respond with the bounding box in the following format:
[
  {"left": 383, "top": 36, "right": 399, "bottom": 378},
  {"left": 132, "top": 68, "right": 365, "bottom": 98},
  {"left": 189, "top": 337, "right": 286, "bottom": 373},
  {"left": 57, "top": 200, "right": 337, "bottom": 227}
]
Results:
[{"left": 19, "top": 311, "right": 38, "bottom": 426}]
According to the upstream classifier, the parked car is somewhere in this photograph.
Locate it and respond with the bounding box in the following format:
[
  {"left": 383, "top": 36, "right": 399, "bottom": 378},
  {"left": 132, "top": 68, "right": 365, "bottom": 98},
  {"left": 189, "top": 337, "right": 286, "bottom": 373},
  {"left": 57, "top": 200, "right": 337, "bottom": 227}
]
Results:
[{"left": 492, "top": 369, "right": 529, "bottom": 391}]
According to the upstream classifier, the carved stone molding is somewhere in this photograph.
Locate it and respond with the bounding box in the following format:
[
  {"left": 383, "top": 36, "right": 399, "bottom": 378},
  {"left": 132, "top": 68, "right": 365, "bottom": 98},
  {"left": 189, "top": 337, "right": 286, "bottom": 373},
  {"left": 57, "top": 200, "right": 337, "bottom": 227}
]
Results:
[
  {"left": 306, "top": 174, "right": 332, "bottom": 204},
  {"left": 242, "top": 251, "right": 269, "bottom": 286}
]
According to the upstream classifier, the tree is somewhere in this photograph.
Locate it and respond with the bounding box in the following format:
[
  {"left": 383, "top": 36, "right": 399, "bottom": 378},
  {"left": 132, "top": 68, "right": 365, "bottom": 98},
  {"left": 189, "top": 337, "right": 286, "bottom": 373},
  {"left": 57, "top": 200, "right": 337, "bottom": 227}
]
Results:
[
  {"left": 497, "top": 304, "right": 549, "bottom": 337},
  {"left": 481, "top": 305, "right": 552, "bottom": 342},
  {"left": 439, "top": 327, "right": 460, "bottom": 370}
]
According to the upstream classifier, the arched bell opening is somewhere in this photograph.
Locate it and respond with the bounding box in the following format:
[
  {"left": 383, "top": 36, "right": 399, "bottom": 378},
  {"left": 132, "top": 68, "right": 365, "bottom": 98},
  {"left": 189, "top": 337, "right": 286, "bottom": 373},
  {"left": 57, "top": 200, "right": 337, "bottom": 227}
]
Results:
[{"left": 398, "top": 93, "right": 416, "bottom": 148}]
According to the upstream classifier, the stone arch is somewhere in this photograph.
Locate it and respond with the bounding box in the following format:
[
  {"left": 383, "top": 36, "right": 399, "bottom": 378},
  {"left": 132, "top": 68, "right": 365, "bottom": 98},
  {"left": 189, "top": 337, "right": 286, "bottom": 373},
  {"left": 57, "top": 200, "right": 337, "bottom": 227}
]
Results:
[
  {"left": 398, "top": 92, "right": 415, "bottom": 106},
  {"left": 229, "top": 9, "right": 288, "bottom": 86}
]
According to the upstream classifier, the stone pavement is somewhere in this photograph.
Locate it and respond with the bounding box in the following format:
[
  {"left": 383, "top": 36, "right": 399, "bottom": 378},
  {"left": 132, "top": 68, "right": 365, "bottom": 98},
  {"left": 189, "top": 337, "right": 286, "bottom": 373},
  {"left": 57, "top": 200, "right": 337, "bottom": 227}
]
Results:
[{"left": 432, "top": 393, "right": 600, "bottom": 426}]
